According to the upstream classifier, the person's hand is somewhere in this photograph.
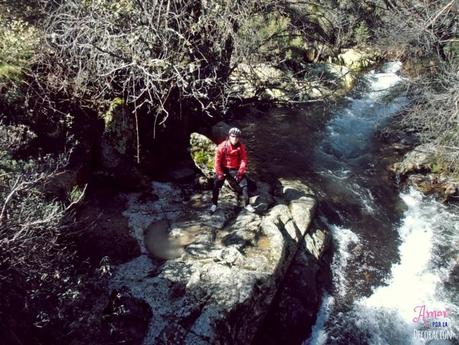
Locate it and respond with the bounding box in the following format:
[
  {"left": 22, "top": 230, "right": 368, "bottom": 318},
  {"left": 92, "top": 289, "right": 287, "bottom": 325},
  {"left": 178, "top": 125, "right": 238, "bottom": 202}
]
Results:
[
  {"left": 217, "top": 173, "right": 225, "bottom": 181},
  {"left": 235, "top": 173, "right": 243, "bottom": 182}
]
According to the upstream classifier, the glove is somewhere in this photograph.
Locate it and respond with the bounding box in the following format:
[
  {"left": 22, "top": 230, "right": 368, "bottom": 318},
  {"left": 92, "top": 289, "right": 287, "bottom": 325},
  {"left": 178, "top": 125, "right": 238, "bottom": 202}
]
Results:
[
  {"left": 235, "top": 173, "right": 243, "bottom": 182},
  {"left": 217, "top": 173, "right": 225, "bottom": 181}
]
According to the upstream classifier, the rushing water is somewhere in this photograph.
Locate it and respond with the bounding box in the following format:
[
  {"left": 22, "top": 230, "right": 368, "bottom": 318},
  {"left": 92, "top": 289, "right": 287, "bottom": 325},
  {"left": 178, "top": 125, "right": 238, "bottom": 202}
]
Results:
[
  {"left": 235, "top": 62, "right": 459, "bottom": 345},
  {"left": 307, "top": 189, "right": 459, "bottom": 345}
]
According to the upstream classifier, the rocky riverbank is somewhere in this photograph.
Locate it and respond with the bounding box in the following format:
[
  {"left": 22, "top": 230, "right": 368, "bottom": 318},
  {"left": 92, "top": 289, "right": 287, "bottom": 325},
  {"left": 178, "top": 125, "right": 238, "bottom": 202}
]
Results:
[
  {"left": 229, "top": 48, "right": 380, "bottom": 103},
  {"left": 391, "top": 143, "right": 459, "bottom": 202},
  {"left": 68, "top": 123, "right": 330, "bottom": 344},
  {"left": 107, "top": 173, "right": 330, "bottom": 344}
]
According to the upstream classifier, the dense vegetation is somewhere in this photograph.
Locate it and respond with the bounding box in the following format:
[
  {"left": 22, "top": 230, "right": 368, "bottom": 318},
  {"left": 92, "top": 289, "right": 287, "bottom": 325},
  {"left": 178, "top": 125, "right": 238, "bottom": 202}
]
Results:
[{"left": 0, "top": 0, "right": 457, "bottom": 343}]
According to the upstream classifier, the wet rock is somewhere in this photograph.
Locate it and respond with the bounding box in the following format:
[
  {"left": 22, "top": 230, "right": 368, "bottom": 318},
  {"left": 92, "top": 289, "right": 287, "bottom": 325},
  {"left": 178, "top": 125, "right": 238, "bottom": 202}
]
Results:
[
  {"left": 408, "top": 174, "right": 459, "bottom": 201},
  {"left": 408, "top": 174, "right": 432, "bottom": 193},
  {"left": 110, "top": 178, "right": 318, "bottom": 345}
]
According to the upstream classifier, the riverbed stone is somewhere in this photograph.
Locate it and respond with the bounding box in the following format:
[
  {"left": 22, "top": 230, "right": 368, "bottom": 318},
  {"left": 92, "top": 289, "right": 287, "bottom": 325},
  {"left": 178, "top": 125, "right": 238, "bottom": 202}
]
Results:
[{"left": 110, "top": 177, "right": 318, "bottom": 344}]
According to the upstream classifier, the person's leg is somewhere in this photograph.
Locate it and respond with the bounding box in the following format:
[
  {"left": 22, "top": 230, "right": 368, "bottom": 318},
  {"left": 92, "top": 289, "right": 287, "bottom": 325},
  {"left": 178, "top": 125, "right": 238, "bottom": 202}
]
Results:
[
  {"left": 238, "top": 176, "right": 249, "bottom": 207},
  {"left": 227, "top": 170, "right": 242, "bottom": 204},
  {"left": 212, "top": 177, "right": 225, "bottom": 205}
]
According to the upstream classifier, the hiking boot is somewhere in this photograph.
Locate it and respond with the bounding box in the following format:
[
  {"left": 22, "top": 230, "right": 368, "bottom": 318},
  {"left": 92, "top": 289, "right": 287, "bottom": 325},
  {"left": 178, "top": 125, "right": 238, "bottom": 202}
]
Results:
[
  {"left": 244, "top": 204, "right": 255, "bottom": 213},
  {"left": 209, "top": 204, "right": 217, "bottom": 213}
]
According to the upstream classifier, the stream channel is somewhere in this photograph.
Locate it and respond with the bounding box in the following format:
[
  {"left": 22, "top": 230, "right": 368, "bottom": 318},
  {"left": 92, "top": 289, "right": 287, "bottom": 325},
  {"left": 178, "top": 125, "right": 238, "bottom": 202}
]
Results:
[{"left": 233, "top": 61, "right": 459, "bottom": 345}]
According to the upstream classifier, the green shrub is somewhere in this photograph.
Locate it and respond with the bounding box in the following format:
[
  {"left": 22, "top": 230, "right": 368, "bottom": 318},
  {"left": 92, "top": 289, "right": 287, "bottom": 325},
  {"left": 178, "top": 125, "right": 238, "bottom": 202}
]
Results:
[
  {"left": 192, "top": 149, "right": 214, "bottom": 171},
  {"left": 0, "top": 14, "right": 38, "bottom": 81},
  {"left": 354, "top": 22, "right": 370, "bottom": 46}
]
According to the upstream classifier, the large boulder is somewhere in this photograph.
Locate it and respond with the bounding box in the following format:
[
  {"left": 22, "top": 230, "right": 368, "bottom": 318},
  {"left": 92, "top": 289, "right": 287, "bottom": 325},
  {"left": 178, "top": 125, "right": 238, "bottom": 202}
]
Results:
[
  {"left": 96, "top": 99, "right": 148, "bottom": 190},
  {"left": 99, "top": 98, "right": 134, "bottom": 169},
  {"left": 254, "top": 228, "right": 331, "bottom": 345},
  {"left": 109, "top": 177, "right": 319, "bottom": 344},
  {"left": 391, "top": 144, "right": 459, "bottom": 201},
  {"left": 391, "top": 143, "right": 437, "bottom": 177},
  {"left": 408, "top": 174, "right": 458, "bottom": 201},
  {"left": 337, "top": 48, "right": 379, "bottom": 72},
  {"left": 189, "top": 133, "right": 216, "bottom": 179}
]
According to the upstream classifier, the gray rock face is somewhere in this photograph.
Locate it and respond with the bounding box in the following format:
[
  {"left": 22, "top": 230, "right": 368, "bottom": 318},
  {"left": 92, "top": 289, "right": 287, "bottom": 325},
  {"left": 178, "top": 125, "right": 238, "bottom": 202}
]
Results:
[
  {"left": 392, "top": 144, "right": 459, "bottom": 201},
  {"left": 253, "top": 183, "right": 329, "bottom": 345},
  {"left": 253, "top": 228, "right": 330, "bottom": 345},
  {"left": 110, "top": 177, "right": 320, "bottom": 345},
  {"left": 392, "top": 143, "right": 437, "bottom": 176}
]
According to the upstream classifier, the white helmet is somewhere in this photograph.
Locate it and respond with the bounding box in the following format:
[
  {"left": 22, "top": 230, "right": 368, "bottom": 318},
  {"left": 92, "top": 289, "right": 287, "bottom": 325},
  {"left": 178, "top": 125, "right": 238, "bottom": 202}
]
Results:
[{"left": 228, "top": 127, "right": 241, "bottom": 137}]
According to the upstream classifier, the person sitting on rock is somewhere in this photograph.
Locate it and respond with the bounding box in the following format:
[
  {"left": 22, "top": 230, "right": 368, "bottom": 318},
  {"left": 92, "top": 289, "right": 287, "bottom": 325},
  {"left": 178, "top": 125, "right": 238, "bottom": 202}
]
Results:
[{"left": 210, "top": 127, "right": 255, "bottom": 213}]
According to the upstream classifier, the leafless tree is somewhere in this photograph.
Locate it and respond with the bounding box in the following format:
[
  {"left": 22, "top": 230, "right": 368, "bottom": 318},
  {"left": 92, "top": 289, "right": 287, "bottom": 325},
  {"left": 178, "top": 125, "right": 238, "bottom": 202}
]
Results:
[
  {"left": 23, "top": 0, "right": 292, "bottom": 163},
  {"left": 37, "top": 2, "right": 267, "bottom": 116},
  {"left": 376, "top": 0, "right": 459, "bottom": 172}
]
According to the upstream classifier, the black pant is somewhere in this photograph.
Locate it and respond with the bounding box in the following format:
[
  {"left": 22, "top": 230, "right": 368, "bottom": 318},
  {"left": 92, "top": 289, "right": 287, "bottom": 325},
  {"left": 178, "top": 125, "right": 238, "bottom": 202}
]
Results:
[{"left": 212, "top": 169, "right": 248, "bottom": 206}]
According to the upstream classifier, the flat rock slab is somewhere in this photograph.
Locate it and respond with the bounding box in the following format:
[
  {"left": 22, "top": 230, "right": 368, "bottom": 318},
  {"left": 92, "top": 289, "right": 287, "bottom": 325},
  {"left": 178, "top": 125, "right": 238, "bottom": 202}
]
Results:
[{"left": 110, "top": 179, "right": 316, "bottom": 344}]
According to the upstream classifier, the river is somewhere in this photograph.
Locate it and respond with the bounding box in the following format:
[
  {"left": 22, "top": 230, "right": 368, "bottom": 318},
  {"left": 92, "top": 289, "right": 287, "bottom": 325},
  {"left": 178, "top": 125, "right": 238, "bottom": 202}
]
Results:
[{"left": 234, "top": 62, "right": 459, "bottom": 345}]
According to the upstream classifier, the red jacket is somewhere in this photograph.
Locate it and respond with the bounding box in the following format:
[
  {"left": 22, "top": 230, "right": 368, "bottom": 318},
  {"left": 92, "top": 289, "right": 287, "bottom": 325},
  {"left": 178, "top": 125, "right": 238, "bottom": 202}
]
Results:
[{"left": 214, "top": 140, "right": 248, "bottom": 177}]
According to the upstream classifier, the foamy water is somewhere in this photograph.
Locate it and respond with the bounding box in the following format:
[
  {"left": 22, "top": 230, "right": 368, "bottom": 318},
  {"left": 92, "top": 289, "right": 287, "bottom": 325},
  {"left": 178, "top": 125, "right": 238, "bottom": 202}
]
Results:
[
  {"left": 330, "top": 226, "right": 360, "bottom": 297},
  {"left": 307, "top": 189, "right": 459, "bottom": 345},
  {"left": 304, "top": 61, "right": 458, "bottom": 345}
]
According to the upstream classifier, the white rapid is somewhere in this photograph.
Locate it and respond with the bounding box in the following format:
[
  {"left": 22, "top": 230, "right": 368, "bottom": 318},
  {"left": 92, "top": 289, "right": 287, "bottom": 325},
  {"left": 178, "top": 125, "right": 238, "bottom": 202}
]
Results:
[
  {"left": 304, "top": 61, "right": 459, "bottom": 345},
  {"left": 306, "top": 189, "right": 459, "bottom": 345}
]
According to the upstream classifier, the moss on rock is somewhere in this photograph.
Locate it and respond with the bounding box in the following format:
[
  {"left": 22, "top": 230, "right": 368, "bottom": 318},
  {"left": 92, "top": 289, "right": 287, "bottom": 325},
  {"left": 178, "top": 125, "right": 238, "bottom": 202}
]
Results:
[{"left": 189, "top": 133, "right": 216, "bottom": 179}]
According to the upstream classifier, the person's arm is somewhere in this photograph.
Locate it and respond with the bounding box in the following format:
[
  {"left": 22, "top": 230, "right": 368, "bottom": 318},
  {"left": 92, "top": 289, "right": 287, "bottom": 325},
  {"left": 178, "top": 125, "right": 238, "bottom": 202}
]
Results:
[
  {"left": 214, "top": 144, "right": 225, "bottom": 180},
  {"left": 236, "top": 143, "right": 248, "bottom": 180}
]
